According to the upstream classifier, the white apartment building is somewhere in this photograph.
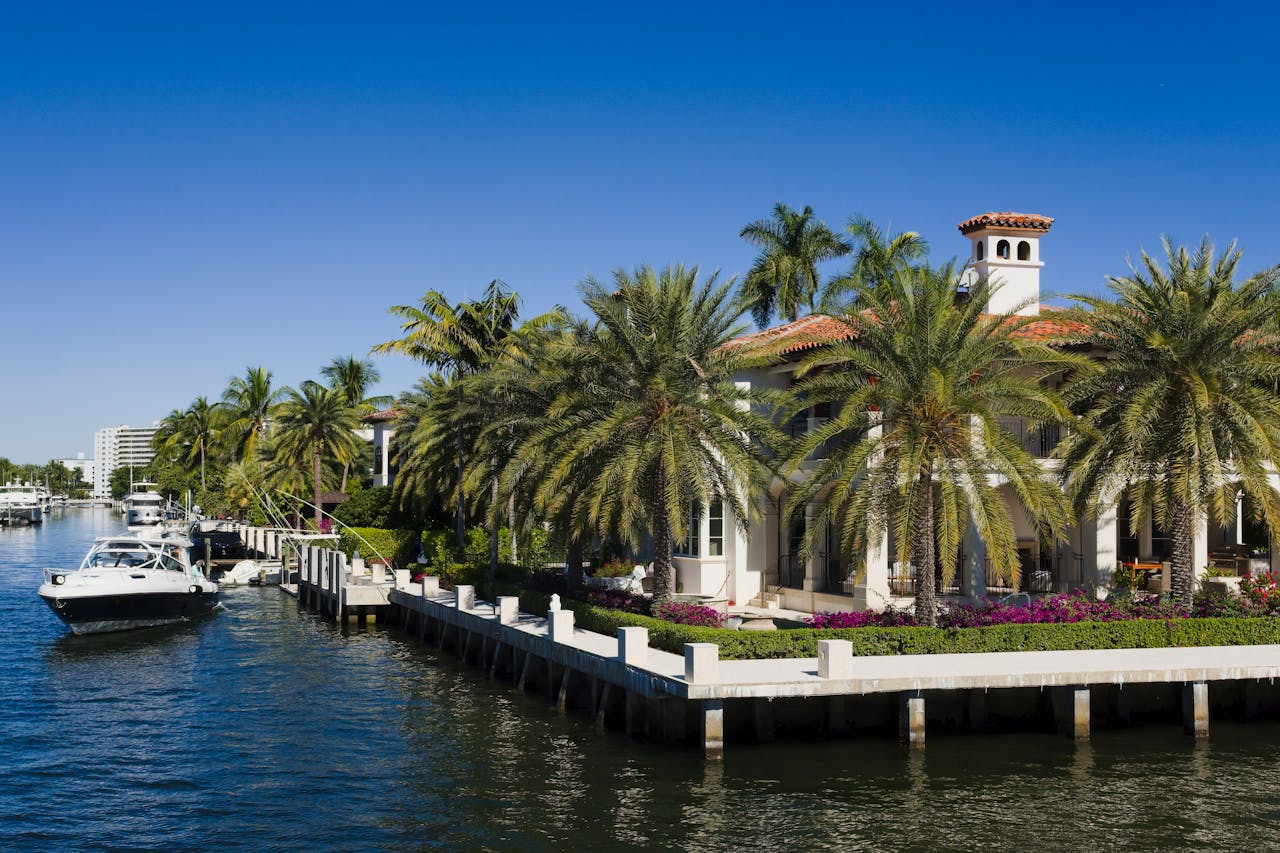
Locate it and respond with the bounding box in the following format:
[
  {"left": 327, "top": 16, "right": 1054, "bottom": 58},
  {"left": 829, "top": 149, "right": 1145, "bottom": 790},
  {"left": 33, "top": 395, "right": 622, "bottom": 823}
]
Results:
[
  {"left": 57, "top": 453, "right": 97, "bottom": 489},
  {"left": 92, "top": 424, "right": 159, "bottom": 498}
]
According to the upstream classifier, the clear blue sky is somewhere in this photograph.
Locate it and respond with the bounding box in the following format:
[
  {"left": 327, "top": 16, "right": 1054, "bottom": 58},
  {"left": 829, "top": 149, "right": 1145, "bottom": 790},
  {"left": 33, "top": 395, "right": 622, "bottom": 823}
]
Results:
[{"left": 3, "top": 1, "right": 1278, "bottom": 463}]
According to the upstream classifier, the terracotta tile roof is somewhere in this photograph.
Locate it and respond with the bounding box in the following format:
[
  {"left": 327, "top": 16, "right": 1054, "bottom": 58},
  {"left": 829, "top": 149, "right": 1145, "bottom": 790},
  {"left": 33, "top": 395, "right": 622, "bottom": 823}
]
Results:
[
  {"left": 725, "top": 314, "right": 855, "bottom": 355},
  {"left": 361, "top": 408, "right": 401, "bottom": 423},
  {"left": 957, "top": 212, "right": 1055, "bottom": 234},
  {"left": 728, "top": 308, "right": 1091, "bottom": 355}
]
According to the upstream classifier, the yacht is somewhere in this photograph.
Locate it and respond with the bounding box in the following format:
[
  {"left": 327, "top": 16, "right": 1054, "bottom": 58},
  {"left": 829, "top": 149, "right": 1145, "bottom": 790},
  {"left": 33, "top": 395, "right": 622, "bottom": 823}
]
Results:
[
  {"left": 38, "top": 530, "right": 219, "bottom": 634},
  {"left": 123, "top": 486, "right": 165, "bottom": 527},
  {"left": 0, "top": 482, "right": 44, "bottom": 525}
]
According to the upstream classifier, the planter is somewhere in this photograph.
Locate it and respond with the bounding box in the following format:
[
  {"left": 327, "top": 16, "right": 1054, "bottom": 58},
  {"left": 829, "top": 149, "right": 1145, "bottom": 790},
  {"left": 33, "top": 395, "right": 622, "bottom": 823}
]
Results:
[{"left": 584, "top": 575, "right": 637, "bottom": 592}]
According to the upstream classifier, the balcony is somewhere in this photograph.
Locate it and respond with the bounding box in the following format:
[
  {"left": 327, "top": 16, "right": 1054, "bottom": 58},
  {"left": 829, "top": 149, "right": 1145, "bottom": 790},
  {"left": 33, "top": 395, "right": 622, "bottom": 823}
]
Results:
[{"left": 995, "top": 417, "right": 1063, "bottom": 458}]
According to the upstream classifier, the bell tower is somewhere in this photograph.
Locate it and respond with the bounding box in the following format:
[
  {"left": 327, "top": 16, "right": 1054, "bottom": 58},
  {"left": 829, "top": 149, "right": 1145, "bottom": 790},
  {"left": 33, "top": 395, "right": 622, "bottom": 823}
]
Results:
[{"left": 958, "top": 212, "right": 1054, "bottom": 316}]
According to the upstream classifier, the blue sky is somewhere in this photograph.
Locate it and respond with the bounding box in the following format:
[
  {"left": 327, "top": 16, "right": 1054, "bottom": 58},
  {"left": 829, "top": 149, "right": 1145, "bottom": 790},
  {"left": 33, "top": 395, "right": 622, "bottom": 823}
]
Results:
[{"left": 3, "top": 1, "right": 1278, "bottom": 462}]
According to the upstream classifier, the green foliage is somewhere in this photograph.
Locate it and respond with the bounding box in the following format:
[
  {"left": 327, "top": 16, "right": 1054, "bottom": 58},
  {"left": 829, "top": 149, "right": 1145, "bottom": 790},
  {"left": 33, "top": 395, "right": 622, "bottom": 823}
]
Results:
[
  {"left": 738, "top": 202, "right": 850, "bottom": 326},
  {"left": 337, "top": 527, "right": 418, "bottom": 565},
  {"left": 333, "top": 485, "right": 396, "bottom": 528},
  {"left": 1113, "top": 561, "right": 1145, "bottom": 591},
  {"left": 518, "top": 594, "right": 1280, "bottom": 660}
]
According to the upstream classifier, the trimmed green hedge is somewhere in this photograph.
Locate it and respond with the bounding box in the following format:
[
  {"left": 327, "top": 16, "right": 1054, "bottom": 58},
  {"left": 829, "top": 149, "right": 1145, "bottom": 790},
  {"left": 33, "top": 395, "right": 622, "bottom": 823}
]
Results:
[
  {"left": 514, "top": 591, "right": 1280, "bottom": 659},
  {"left": 338, "top": 527, "right": 418, "bottom": 565}
]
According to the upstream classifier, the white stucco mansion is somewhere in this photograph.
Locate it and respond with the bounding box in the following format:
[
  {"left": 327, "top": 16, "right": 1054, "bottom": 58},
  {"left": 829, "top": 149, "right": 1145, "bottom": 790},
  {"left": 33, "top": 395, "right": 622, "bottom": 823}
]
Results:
[{"left": 674, "top": 212, "right": 1280, "bottom": 613}]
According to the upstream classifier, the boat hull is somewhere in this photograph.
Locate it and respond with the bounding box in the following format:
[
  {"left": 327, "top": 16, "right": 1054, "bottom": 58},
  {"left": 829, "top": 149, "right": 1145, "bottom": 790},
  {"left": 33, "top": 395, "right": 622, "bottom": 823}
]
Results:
[{"left": 39, "top": 590, "right": 219, "bottom": 635}]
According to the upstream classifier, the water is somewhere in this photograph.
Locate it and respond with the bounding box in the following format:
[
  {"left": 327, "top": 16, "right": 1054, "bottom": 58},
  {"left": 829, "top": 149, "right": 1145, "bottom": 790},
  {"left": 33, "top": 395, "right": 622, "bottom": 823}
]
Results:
[{"left": 4, "top": 509, "right": 1280, "bottom": 851}]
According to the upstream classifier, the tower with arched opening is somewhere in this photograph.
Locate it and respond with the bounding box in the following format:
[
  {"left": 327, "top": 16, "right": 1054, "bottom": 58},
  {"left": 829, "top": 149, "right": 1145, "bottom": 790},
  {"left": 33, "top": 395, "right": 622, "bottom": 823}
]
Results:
[{"left": 957, "top": 211, "right": 1054, "bottom": 316}]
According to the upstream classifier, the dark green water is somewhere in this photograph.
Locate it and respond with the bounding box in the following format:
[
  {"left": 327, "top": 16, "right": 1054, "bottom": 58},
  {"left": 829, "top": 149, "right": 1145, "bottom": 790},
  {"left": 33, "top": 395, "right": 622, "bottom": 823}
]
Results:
[{"left": 5, "top": 509, "right": 1280, "bottom": 851}]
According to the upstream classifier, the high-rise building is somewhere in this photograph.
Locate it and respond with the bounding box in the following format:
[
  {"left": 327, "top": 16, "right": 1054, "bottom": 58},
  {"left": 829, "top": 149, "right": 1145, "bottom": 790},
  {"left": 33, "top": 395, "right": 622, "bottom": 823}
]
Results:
[{"left": 92, "top": 424, "right": 159, "bottom": 498}]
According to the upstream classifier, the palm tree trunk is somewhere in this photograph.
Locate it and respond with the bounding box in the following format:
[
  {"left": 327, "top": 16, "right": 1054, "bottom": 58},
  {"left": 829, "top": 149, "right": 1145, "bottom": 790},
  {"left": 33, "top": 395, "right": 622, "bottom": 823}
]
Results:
[
  {"left": 340, "top": 462, "right": 349, "bottom": 494},
  {"left": 652, "top": 464, "right": 675, "bottom": 602},
  {"left": 1171, "top": 498, "right": 1195, "bottom": 608},
  {"left": 313, "top": 450, "right": 323, "bottom": 529},
  {"left": 566, "top": 536, "right": 583, "bottom": 590},
  {"left": 488, "top": 470, "right": 499, "bottom": 580},
  {"left": 455, "top": 446, "right": 466, "bottom": 549},
  {"left": 913, "top": 471, "right": 938, "bottom": 627},
  {"left": 507, "top": 492, "right": 518, "bottom": 566}
]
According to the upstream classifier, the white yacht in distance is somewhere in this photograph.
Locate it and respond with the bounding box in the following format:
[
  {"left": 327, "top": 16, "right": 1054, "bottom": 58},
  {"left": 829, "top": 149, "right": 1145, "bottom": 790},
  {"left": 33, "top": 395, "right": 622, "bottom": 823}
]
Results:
[
  {"left": 38, "top": 530, "right": 219, "bottom": 634},
  {"left": 0, "top": 482, "right": 44, "bottom": 525},
  {"left": 123, "top": 485, "right": 164, "bottom": 527}
]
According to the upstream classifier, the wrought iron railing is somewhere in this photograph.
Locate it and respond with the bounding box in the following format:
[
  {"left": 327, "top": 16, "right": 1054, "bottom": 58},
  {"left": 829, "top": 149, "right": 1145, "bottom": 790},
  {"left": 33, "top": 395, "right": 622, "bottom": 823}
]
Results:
[
  {"left": 816, "top": 552, "right": 849, "bottom": 594},
  {"left": 1023, "top": 552, "right": 1056, "bottom": 594},
  {"left": 778, "top": 553, "right": 805, "bottom": 589}
]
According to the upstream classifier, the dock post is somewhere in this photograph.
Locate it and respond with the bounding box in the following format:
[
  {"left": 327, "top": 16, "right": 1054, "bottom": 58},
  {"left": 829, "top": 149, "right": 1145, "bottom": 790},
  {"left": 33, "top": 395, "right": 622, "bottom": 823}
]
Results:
[
  {"left": 1184, "top": 682, "right": 1209, "bottom": 737},
  {"left": 684, "top": 643, "right": 719, "bottom": 684},
  {"left": 496, "top": 596, "right": 519, "bottom": 625},
  {"left": 421, "top": 576, "right": 440, "bottom": 597},
  {"left": 595, "top": 683, "right": 611, "bottom": 729},
  {"left": 1072, "top": 688, "right": 1091, "bottom": 741},
  {"left": 548, "top": 609, "right": 575, "bottom": 644},
  {"left": 817, "top": 639, "right": 853, "bottom": 679},
  {"left": 899, "top": 693, "right": 925, "bottom": 749},
  {"left": 701, "top": 700, "right": 725, "bottom": 760},
  {"left": 455, "top": 585, "right": 475, "bottom": 611},
  {"left": 617, "top": 627, "right": 649, "bottom": 667}
]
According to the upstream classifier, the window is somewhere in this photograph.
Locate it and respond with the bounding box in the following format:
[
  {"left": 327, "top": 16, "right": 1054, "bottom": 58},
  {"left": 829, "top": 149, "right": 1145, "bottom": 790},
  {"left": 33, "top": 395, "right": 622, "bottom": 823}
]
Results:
[
  {"left": 996, "top": 239, "right": 1010, "bottom": 259},
  {"left": 708, "top": 500, "right": 724, "bottom": 556},
  {"left": 1017, "top": 240, "right": 1031, "bottom": 261},
  {"left": 676, "top": 503, "right": 700, "bottom": 556},
  {"left": 975, "top": 241, "right": 984, "bottom": 261}
]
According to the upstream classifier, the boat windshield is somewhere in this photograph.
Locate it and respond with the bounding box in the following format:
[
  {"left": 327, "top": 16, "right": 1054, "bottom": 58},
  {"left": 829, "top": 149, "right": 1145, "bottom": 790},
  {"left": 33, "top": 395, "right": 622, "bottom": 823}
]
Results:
[{"left": 83, "top": 542, "right": 189, "bottom": 571}]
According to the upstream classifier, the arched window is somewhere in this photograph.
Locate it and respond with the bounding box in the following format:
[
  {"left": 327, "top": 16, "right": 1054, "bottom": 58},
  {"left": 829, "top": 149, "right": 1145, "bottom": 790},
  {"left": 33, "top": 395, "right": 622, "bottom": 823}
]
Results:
[
  {"left": 975, "top": 241, "right": 984, "bottom": 261},
  {"left": 996, "top": 239, "right": 1010, "bottom": 259},
  {"left": 1017, "top": 240, "right": 1031, "bottom": 261}
]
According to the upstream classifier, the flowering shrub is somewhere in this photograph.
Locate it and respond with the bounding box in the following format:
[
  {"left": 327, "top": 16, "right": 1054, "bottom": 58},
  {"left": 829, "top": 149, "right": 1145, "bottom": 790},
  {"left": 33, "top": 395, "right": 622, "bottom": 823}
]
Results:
[
  {"left": 1240, "top": 572, "right": 1280, "bottom": 615},
  {"left": 652, "top": 600, "right": 725, "bottom": 628},
  {"left": 579, "top": 587, "right": 652, "bottom": 615},
  {"left": 594, "top": 558, "right": 637, "bottom": 578},
  {"left": 807, "top": 590, "right": 1189, "bottom": 629}
]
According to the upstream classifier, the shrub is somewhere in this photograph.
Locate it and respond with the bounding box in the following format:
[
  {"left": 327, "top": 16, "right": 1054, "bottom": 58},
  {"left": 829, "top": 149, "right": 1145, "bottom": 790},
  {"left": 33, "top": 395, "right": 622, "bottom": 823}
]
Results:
[
  {"left": 593, "top": 558, "right": 636, "bottom": 578},
  {"left": 338, "top": 527, "right": 418, "bottom": 566},
  {"left": 331, "top": 486, "right": 395, "bottom": 528},
  {"left": 652, "top": 600, "right": 724, "bottom": 628}
]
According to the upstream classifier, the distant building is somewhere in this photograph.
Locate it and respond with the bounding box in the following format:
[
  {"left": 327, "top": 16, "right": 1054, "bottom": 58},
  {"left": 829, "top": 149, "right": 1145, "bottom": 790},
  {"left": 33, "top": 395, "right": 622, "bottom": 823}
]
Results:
[
  {"left": 92, "top": 424, "right": 159, "bottom": 498},
  {"left": 56, "top": 453, "right": 97, "bottom": 490}
]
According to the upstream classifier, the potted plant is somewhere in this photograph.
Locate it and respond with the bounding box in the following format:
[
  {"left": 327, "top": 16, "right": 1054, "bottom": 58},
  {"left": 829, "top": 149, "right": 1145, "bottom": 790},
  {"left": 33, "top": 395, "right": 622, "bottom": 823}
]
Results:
[{"left": 584, "top": 557, "right": 641, "bottom": 592}]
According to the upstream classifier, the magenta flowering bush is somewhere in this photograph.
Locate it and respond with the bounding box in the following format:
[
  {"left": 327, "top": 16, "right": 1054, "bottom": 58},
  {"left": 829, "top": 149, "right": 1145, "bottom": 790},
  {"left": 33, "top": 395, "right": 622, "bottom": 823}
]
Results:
[
  {"left": 806, "top": 590, "right": 1192, "bottom": 630},
  {"left": 652, "top": 600, "right": 725, "bottom": 628}
]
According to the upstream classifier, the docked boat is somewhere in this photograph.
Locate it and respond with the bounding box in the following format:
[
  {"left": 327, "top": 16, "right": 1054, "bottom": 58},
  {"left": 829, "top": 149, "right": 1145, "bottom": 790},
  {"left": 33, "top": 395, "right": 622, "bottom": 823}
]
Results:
[
  {"left": 0, "top": 482, "right": 44, "bottom": 525},
  {"left": 38, "top": 531, "right": 219, "bottom": 634},
  {"left": 123, "top": 488, "right": 165, "bottom": 527}
]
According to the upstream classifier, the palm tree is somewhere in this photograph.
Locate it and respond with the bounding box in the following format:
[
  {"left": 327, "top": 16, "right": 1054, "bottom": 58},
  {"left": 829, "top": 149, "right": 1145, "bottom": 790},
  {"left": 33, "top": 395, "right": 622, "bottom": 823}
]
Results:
[
  {"left": 222, "top": 367, "right": 285, "bottom": 464},
  {"left": 155, "top": 397, "right": 222, "bottom": 489},
  {"left": 739, "top": 203, "right": 849, "bottom": 328},
  {"left": 518, "top": 264, "right": 780, "bottom": 602},
  {"left": 820, "top": 216, "right": 929, "bottom": 311},
  {"left": 272, "top": 381, "right": 362, "bottom": 528},
  {"left": 782, "top": 262, "right": 1080, "bottom": 625},
  {"left": 1058, "top": 237, "right": 1280, "bottom": 607},
  {"left": 321, "top": 355, "right": 394, "bottom": 491}
]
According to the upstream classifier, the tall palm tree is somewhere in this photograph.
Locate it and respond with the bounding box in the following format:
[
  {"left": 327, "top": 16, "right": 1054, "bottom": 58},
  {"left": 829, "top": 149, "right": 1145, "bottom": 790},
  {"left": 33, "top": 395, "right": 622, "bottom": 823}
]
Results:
[
  {"left": 321, "top": 355, "right": 393, "bottom": 491},
  {"left": 155, "top": 397, "right": 223, "bottom": 489},
  {"left": 782, "top": 262, "right": 1080, "bottom": 625},
  {"left": 222, "top": 367, "right": 285, "bottom": 464},
  {"left": 272, "top": 381, "right": 362, "bottom": 528},
  {"left": 1058, "top": 237, "right": 1280, "bottom": 607},
  {"left": 820, "top": 216, "right": 929, "bottom": 311},
  {"left": 518, "top": 265, "right": 780, "bottom": 602},
  {"left": 739, "top": 203, "right": 850, "bottom": 328}
]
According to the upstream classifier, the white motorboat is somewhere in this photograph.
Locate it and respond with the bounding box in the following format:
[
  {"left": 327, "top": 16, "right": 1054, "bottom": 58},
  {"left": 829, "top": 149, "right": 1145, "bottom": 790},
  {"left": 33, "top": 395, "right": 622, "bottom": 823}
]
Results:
[
  {"left": 38, "top": 531, "right": 220, "bottom": 635},
  {"left": 219, "top": 558, "right": 283, "bottom": 586},
  {"left": 123, "top": 489, "right": 165, "bottom": 527},
  {"left": 0, "top": 482, "right": 44, "bottom": 525}
]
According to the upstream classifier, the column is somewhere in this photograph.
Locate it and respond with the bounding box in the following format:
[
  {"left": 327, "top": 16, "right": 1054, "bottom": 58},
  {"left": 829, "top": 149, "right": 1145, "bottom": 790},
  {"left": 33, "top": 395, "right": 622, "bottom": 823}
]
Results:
[
  {"left": 1093, "top": 497, "right": 1119, "bottom": 591},
  {"left": 1183, "top": 682, "right": 1209, "bottom": 737},
  {"left": 962, "top": 515, "right": 987, "bottom": 600},
  {"left": 852, "top": 522, "right": 890, "bottom": 612}
]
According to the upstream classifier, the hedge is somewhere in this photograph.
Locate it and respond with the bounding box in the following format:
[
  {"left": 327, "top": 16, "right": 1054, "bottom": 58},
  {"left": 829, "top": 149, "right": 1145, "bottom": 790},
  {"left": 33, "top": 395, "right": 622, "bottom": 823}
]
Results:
[
  {"left": 338, "top": 527, "right": 418, "bottom": 565},
  {"left": 513, "top": 591, "right": 1280, "bottom": 659}
]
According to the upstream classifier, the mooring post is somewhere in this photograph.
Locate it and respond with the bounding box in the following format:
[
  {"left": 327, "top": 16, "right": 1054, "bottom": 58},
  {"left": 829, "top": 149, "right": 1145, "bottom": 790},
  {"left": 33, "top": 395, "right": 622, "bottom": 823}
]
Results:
[
  {"left": 1184, "top": 682, "right": 1209, "bottom": 737},
  {"left": 617, "top": 627, "right": 649, "bottom": 667},
  {"left": 421, "top": 576, "right": 440, "bottom": 597},
  {"left": 684, "top": 643, "right": 719, "bottom": 684},
  {"left": 701, "top": 700, "right": 725, "bottom": 760},
  {"left": 1072, "top": 688, "right": 1091, "bottom": 741},
  {"left": 455, "top": 584, "right": 475, "bottom": 611},
  {"left": 596, "top": 683, "right": 611, "bottom": 729},
  {"left": 548, "top": 608, "right": 575, "bottom": 644},
  {"left": 899, "top": 693, "right": 925, "bottom": 749},
  {"left": 817, "top": 639, "right": 853, "bottom": 679},
  {"left": 496, "top": 596, "right": 519, "bottom": 626}
]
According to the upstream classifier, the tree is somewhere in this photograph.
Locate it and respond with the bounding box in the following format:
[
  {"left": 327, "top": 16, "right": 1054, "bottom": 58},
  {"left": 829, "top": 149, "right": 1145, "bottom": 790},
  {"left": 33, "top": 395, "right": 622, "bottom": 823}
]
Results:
[
  {"left": 820, "top": 215, "right": 929, "bottom": 312},
  {"left": 272, "top": 381, "right": 362, "bottom": 527},
  {"left": 1058, "top": 237, "right": 1280, "bottom": 607},
  {"left": 154, "top": 397, "right": 222, "bottom": 488},
  {"left": 520, "top": 264, "right": 780, "bottom": 602},
  {"left": 321, "top": 355, "right": 394, "bottom": 491},
  {"left": 738, "top": 203, "right": 849, "bottom": 327},
  {"left": 221, "top": 367, "right": 285, "bottom": 464},
  {"left": 782, "top": 262, "right": 1079, "bottom": 625}
]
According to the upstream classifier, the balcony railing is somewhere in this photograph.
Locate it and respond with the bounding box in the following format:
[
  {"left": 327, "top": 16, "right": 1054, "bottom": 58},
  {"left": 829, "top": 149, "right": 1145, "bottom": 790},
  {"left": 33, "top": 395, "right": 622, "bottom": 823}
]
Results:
[{"left": 996, "top": 417, "right": 1063, "bottom": 458}]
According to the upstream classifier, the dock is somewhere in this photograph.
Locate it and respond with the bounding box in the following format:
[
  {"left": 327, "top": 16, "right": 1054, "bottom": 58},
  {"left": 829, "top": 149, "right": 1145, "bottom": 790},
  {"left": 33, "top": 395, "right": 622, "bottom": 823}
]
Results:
[{"left": 232, "top": 523, "right": 1280, "bottom": 759}]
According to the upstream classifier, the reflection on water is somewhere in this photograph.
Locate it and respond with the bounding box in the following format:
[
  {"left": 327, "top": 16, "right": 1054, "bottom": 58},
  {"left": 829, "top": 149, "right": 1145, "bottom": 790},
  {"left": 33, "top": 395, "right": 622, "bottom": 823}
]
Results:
[{"left": 3, "top": 509, "right": 1280, "bottom": 850}]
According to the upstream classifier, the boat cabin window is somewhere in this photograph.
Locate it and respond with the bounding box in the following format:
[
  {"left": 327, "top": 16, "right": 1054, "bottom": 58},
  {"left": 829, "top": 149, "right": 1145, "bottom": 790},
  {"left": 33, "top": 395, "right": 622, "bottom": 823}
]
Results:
[
  {"left": 160, "top": 553, "right": 184, "bottom": 572},
  {"left": 87, "top": 547, "right": 152, "bottom": 569}
]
